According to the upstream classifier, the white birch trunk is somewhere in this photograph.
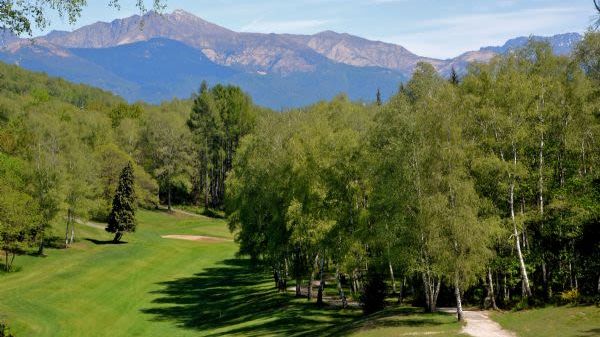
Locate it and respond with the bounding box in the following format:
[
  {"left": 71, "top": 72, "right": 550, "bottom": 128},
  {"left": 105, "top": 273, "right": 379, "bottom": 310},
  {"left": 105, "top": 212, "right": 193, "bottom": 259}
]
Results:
[
  {"left": 511, "top": 147, "right": 532, "bottom": 298},
  {"left": 389, "top": 260, "right": 397, "bottom": 294},
  {"left": 454, "top": 274, "right": 464, "bottom": 322},
  {"left": 488, "top": 268, "right": 498, "bottom": 310}
]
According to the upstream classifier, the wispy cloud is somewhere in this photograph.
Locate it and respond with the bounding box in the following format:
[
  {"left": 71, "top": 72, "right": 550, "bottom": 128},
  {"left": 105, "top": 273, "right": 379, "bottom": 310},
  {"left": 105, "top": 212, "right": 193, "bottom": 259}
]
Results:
[
  {"left": 240, "top": 18, "right": 333, "bottom": 34},
  {"left": 376, "top": 5, "right": 590, "bottom": 58}
]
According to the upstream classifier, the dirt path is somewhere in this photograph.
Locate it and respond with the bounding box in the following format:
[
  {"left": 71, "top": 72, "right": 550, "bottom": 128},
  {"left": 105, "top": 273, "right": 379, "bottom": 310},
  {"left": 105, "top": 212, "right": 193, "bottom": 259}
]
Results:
[
  {"left": 73, "top": 218, "right": 106, "bottom": 230},
  {"left": 157, "top": 206, "right": 209, "bottom": 219},
  {"left": 439, "top": 308, "right": 516, "bottom": 337}
]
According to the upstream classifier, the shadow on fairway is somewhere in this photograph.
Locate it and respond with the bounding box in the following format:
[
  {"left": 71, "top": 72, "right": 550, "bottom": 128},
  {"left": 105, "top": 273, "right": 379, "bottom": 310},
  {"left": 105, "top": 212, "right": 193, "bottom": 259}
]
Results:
[
  {"left": 141, "top": 259, "right": 449, "bottom": 337},
  {"left": 85, "top": 238, "right": 128, "bottom": 245},
  {"left": 579, "top": 328, "right": 600, "bottom": 337}
]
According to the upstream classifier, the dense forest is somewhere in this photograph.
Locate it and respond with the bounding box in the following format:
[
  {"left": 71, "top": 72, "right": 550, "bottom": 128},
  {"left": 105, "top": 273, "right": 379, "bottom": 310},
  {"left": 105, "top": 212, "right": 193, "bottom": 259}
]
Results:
[
  {"left": 1, "top": 29, "right": 599, "bottom": 322},
  {"left": 227, "top": 32, "right": 600, "bottom": 316}
]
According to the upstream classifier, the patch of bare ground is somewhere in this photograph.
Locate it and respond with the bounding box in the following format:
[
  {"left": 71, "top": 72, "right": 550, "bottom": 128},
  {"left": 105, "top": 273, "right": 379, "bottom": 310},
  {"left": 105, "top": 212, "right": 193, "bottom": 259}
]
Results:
[
  {"left": 439, "top": 308, "right": 516, "bottom": 337},
  {"left": 161, "top": 234, "right": 232, "bottom": 242}
]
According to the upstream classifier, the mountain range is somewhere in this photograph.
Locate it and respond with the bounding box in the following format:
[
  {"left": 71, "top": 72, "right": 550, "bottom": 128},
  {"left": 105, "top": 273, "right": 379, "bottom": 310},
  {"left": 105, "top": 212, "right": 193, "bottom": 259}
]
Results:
[{"left": 0, "top": 10, "right": 583, "bottom": 108}]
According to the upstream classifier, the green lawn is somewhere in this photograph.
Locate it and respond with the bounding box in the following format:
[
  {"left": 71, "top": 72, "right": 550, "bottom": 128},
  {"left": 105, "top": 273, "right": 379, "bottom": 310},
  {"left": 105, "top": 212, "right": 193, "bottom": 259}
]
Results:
[
  {"left": 491, "top": 305, "right": 600, "bottom": 337},
  {"left": 0, "top": 210, "right": 463, "bottom": 337}
]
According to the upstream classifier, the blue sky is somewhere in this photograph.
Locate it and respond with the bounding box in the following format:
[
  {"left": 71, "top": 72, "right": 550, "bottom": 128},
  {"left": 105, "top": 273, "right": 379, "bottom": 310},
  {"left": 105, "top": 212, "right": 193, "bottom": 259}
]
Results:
[{"left": 39, "top": 0, "right": 597, "bottom": 59}]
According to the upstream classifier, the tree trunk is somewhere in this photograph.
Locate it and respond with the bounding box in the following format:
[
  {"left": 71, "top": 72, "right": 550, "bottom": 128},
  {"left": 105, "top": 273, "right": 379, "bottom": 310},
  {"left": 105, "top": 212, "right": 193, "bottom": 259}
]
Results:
[
  {"left": 317, "top": 255, "right": 325, "bottom": 306},
  {"left": 37, "top": 232, "right": 45, "bottom": 255},
  {"left": 295, "top": 276, "right": 302, "bottom": 297},
  {"left": 65, "top": 209, "right": 71, "bottom": 247},
  {"left": 511, "top": 178, "right": 532, "bottom": 297},
  {"left": 488, "top": 268, "right": 498, "bottom": 310},
  {"left": 308, "top": 254, "right": 319, "bottom": 301},
  {"left": 113, "top": 232, "right": 123, "bottom": 243},
  {"left": 336, "top": 266, "right": 347, "bottom": 308},
  {"left": 69, "top": 221, "right": 75, "bottom": 245},
  {"left": 503, "top": 273, "right": 509, "bottom": 302},
  {"left": 454, "top": 274, "right": 464, "bottom": 322},
  {"left": 569, "top": 261, "right": 574, "bottom": 289},
  {"left": 423, "top": 272, "right": 441, "bottom": 312},
  {"left": 4, "top": 251, "right": 8, "bottom": 272},
  {"left": 167, "top": 180, "right": 172, "bottom": 211},
  {"left": 539, "top": 132, "right": 548, "bottom": 297},
  {"left": 423, "top": 273, "right": 431, "bottom": 311},
  {"left": 433, "top": 277, "right": 441, "bottom": 311},
  {"left": 398, "top": 277, "right": 406, "bottom": 304},
  {"left": 389, "top": 260, "right": 397, "bottom": 294},
  {"left": 273, "top": 268, "right": 280, "bottom": 289}
]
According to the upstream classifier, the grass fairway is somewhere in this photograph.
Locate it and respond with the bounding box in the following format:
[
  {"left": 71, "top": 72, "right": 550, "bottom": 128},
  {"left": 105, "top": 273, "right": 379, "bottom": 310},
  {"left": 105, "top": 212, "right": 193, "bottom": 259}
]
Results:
[
  {"left": 491, "top": 305, "right": 600, "bottom": 337},
  {"left": 0, "top": 210, "right": 463, "bottom": 337}
]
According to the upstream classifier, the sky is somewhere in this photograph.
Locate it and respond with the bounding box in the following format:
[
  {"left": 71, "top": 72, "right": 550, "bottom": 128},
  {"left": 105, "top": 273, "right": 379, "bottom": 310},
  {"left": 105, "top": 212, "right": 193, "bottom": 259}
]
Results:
[{"left": 37, "top": 0, "right": 597, "bottom": 59}]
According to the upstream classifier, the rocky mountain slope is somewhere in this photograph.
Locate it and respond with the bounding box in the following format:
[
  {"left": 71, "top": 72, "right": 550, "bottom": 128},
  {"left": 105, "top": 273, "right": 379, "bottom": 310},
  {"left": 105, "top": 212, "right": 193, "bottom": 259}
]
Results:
[{"left": 0, "top": 10, "right": 582, "bottom": 108}]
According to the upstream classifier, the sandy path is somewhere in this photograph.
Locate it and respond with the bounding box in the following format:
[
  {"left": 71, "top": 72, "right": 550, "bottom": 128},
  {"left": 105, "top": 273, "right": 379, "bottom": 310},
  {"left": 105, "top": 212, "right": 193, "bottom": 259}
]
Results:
[
  {"left": 439, "top": 308, "right": 516, "bottom": 337},
  {"left": 161, "top": 234, "right": 233, "bottom": 242}
]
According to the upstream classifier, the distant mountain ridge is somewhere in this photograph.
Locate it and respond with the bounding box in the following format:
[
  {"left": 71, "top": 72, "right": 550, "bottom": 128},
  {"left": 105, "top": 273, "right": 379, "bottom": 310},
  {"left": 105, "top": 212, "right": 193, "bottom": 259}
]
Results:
[
  {"left": 481, "top": 32, "right": 582, "bottom": 56},
  {"left": 0, "top": 10, "right": 583, "bottom": 108}
]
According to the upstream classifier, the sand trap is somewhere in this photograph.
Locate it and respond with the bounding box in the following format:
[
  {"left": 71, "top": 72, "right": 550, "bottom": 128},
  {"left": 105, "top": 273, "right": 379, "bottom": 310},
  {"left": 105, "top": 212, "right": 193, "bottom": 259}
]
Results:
[{"left": 161, "top": 235, "right": 232, "bottom": 242}]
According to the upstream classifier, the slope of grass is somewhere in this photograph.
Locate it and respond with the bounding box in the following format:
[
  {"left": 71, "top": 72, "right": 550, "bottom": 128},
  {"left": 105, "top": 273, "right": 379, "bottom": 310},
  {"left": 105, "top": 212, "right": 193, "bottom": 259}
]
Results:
[
  {"left": 491, "top": 305, "right": 600, "bottom": 337},
  {"left": 0, "top": 210, "right": 463, "bottom": 337}
]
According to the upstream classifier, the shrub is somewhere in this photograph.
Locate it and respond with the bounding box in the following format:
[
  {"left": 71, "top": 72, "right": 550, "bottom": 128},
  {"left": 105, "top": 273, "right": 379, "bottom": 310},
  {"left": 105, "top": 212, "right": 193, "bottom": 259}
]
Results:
[
  {"left": 0, "top": 322, "right": 15, "bottom": 337},
  {"left": 360, "top": 269, "right": 387, "bottom": 315},
  {"left": 560, "top": 289, "right": 580, "bottom": 304}
]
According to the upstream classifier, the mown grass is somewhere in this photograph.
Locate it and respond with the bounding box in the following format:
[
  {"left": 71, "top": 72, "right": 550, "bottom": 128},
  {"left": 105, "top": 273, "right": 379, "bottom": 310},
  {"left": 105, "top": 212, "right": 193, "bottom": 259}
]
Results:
[
  {"left": 491, "top": 305, "right": 600, "bottom": 337},
  {"left": 0, "top": 209, "right": 463, "bottom": 337}
]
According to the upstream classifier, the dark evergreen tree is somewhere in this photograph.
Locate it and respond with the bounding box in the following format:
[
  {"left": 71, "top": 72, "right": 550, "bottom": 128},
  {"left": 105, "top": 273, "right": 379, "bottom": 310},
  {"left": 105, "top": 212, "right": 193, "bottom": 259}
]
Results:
[
  {"left": 376, "top": 88, "right": 382, "bottom": 106},
  {"left": 449, "top": 67, "right": 460, "bottom": 85},
  {"left": 360, "top": 268, "right": 388, "bottom": 315},
  {"left": 187, "top": 82, "right": 256, "bottom": 209},
  {"left": 106, "top": 162, "right": 137, "bottom": 243}
]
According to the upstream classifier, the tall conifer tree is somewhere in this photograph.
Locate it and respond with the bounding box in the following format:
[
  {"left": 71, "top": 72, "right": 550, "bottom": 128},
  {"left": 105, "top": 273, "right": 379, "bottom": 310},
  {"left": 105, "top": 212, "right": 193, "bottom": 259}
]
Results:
[{"left": 106, "top": 162, "right": 137, "bottom": 243}]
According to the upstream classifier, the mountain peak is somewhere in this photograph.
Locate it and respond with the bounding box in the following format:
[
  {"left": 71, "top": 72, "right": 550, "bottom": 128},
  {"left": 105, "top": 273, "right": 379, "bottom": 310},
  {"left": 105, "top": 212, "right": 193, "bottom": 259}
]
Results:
[{"left": 171, "top": 9, "right": 195, "bottom": 17}]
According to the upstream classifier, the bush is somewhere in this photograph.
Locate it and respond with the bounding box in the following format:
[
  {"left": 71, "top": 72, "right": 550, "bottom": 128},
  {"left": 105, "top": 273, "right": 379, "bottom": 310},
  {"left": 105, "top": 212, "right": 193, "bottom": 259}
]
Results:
[
  {"left": 560, "top": 289, "right": 580, "bottom": 304},
  {"left": 0, "top": 322, "right": 15, "bottom": 337},
  {"left": 360, "top": 269, "right": 387, "bottom": 315}
]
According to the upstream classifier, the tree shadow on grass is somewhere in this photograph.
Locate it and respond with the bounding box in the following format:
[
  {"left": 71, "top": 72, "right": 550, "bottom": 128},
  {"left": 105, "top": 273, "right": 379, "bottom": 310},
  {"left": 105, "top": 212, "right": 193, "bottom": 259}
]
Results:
[
  {"left": 141, "top": 259, "right": 450, "bottom": 337},
  {"left": 84, "top": 238, "right": 128, "bottom": 245},
  {"left": 578, "top": 328, "right": 600, "bottom": 337}
]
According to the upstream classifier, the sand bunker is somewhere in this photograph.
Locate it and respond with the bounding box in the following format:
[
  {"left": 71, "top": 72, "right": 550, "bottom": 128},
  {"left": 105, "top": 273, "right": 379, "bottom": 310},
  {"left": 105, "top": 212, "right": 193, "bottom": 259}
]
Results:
[{"left": 161, "top": 235, "right": 232, "bottom": 242}]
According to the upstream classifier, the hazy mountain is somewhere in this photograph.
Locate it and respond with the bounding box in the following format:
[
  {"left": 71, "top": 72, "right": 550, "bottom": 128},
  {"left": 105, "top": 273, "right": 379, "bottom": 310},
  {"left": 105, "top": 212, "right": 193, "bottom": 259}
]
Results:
[
  {"left": 0, "top": 29, "right": 19, "bottom": 46},
  {"left": 0, "top": 10, "right": 583, "bottom": 108},
  {"left": 481, "top": 33, "right": 582, "bottom": 56},
  {"left": 0, "top": 36, "right": 405, "bottom": 107}
]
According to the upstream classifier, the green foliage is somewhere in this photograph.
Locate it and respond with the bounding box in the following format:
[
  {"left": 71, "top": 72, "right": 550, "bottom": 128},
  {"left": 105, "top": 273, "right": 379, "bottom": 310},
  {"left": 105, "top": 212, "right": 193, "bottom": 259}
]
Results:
[
  {"left": 227, "top": 38, "right": 600, "bottom": 314},
  {"left": 188, "top": 82, "right": 257, "bottom": 209},
  {"left": 108, "top": 103, "right": 143, "bottom": 128},
  {"left": 138, "top": 104, "right": 192, "bottom": 209},
  {"left": 106, "top": 162, "right": 137, "bottom": 242},
  {"left": 0, "top": 153, "right": 40, "bottom": 271},
  {"left": 559, "top": 289, "right": 580, "bottom": 304},
  {"left": 0, "top": 322, "right": 15, "bottom": 337},
  {"left": 0, "top": 0, "right": 167, "bottom": 36}
]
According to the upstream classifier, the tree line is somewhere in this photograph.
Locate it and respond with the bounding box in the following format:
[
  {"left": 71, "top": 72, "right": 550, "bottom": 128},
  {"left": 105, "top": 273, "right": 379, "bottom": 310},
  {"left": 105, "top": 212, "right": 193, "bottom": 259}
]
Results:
[{"left": 227, "top": 33, "right": 600, "bottom": 317}]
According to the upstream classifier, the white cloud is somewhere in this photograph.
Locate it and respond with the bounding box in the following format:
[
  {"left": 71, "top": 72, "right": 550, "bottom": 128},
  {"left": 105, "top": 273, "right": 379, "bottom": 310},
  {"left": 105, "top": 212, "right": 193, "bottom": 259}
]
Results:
[{"left": 374, "top": 5, "right": 590, "bottom": 59}]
